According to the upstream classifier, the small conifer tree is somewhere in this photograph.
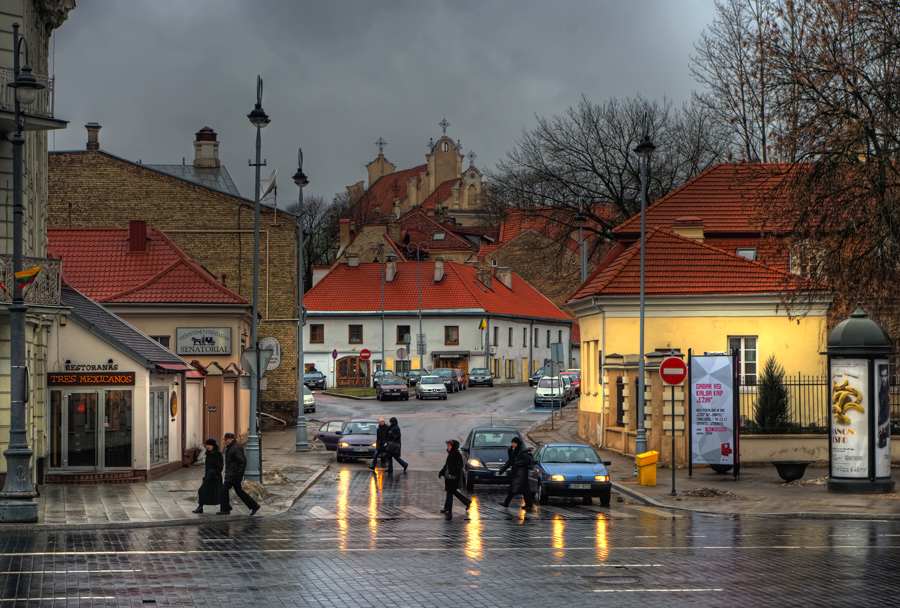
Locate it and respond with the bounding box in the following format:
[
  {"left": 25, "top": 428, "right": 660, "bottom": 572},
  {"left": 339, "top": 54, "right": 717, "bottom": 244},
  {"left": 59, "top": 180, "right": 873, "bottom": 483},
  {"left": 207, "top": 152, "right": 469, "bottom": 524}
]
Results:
[{"left": 754, "top": 355, "right": 790, "bottom": 432}]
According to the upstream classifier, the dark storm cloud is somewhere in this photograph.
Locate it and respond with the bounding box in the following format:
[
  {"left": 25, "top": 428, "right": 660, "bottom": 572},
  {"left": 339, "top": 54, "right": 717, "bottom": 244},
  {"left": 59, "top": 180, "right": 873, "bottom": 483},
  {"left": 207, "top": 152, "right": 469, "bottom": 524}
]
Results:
[{"left": 49, "top": 0, "right": 717, "bottom": 203}]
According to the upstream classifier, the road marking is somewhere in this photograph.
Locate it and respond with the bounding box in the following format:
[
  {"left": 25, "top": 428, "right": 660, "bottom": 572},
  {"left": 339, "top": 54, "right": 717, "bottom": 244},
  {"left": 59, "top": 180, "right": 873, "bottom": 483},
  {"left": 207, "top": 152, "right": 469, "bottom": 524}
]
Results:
[
  {"left": 541, "top": 564, "right": 662, "bottom": 568},
  {"left": 0, "top": 570, "right": 141, "bottom": 574},
  {"left": 309, "top": 506, "right": 338, "bottom": 519},
  {"left": 635, "top": 536, "right": 657, "bottom": 538},
  {"left": 265, "top": 538, "right": 291, "bottom": 541},
  {"left": 0, "top": 598, "right": 117, "bottom": 602},
  {"left": 594, "top": 589, "right": 722, "bottom": 593}
]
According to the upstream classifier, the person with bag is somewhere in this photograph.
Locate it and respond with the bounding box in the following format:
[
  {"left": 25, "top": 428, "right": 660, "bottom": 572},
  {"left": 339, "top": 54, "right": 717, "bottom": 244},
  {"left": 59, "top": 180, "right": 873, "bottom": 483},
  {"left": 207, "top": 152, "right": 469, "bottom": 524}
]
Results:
[
  {"left": 385, "top": 417, "right": 409, "bottom": 474},
  {"left": 192, "top": 438, "right": 223, "bottom": 514},
  {"left": 497, "top": 436, "right": 535, "bottom": 511},
  {"left": 217, "top": 432, "right": 260, "bottom": 516},
  {"left": 368, "top": 418, "right": 389, "bottom": 470},
  {"left": 439, "top": 439, "right": 471, "bottom": 518}
]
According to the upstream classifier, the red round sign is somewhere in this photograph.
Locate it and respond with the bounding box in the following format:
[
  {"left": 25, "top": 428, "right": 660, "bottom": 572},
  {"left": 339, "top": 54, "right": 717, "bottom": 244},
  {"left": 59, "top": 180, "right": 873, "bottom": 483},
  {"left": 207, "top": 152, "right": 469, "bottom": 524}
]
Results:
[
  {"left": 359, "top": 349, "right": 371, "bottom": 360},
  {"left": 659, "top": 356, "right": 688, "bottom": 386}
]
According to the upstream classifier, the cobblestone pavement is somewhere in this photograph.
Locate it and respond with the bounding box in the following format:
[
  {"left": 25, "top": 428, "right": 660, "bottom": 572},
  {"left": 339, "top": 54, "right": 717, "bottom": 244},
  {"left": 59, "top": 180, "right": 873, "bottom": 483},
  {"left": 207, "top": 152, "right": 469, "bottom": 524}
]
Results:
[{"left": 4, "top": 468, "right": 900, "bottom": 606}]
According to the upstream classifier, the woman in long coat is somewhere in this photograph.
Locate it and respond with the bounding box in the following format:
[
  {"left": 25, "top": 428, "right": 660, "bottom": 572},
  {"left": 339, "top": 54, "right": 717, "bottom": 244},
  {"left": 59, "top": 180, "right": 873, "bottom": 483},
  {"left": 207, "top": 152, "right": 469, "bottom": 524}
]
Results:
[
  {"left": 385, "top": 417, "right": 409, "bottom": 474},
  {"left": 193, "top": 438, "right": 223, "bottom": 514},
  {"left": 497, "top": 436, "right": 534, "bottom": 510},
  {"left": 439, "top": 439, "right": 471, "bottom": 517}
]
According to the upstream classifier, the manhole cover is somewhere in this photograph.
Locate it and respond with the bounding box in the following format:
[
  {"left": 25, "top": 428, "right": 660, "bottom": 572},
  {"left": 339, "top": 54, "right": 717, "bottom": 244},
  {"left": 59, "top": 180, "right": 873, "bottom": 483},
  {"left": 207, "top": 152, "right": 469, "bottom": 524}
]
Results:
[{"left": 582, "top": 575, "right": 642, "bottom": 585}]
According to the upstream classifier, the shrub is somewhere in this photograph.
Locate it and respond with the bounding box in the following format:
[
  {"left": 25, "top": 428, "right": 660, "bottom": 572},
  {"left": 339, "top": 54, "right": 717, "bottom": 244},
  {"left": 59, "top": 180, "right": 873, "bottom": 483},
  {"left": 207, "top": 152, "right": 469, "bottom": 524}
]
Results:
[{"left": 754, "top": 355, "right": 790, "bottom": 433}]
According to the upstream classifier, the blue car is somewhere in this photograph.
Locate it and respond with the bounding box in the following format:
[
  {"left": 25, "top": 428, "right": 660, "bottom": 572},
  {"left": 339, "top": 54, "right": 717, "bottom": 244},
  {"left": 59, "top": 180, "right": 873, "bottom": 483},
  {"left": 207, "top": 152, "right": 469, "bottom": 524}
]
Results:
[{"left": 529, "top": 443, "right": 612, "bottom": 506}]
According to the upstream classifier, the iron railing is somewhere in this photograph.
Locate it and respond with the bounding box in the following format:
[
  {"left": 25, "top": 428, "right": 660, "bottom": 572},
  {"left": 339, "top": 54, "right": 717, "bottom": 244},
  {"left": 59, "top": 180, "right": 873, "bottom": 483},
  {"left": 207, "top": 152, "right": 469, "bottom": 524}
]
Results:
[
  {"left": 0, "top": 256, "right": 62, "bottom": 306},
  {"left": 0, "top": 67, "right": 55, "bottom": 118}
]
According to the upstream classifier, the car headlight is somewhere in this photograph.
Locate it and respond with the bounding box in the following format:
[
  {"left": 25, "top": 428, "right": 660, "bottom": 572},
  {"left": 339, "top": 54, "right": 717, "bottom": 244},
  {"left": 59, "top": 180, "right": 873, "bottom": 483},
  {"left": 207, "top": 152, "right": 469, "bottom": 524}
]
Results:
[
  {"left": 595, "top": 475, "right": 610, "bottom": 482},
  {"left": 469, "top": 459, "right": 482, "bottom": 467},
  {"left": 339, "top": 442, "right": 349, "bottom": 448},
  {"left": 551, "top": 475, "right": 565, "bottom": 481}
]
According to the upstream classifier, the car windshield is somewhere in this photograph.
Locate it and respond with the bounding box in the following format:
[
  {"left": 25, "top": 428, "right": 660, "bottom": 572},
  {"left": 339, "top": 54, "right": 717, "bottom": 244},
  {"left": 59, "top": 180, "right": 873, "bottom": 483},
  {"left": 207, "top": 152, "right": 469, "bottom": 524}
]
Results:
[
  {"left": 343, "top": 422, "right": 377, "bottom": 435},
  {"left": 304, "top": 373, "right": 323, "bottom": 379},
  {"left": 303, "top": 386, "right": 312, "bottom": 395},
  {"left": 538, "top": 378, "right": 561, "bottom": 388},
  {"left": 472, "top": 431, "right": 518, "bottom": 448},
  {"left": 420, "top": 376, "right": 443, "bottom": 385},
  {"left": 409, "top": 370, "right": 425, "bottom": 376},
  {"left": 380, "top": 377, "right": 405, "bottom": 386},
  {"left": 435, "top": 369, "right": 452, "bottom": 378},
  {"left": 470, "top": 368, "right": 489, "bottom": 374},
  {"left": 541, "top": 446, "right": 601, "bottom": 464}
]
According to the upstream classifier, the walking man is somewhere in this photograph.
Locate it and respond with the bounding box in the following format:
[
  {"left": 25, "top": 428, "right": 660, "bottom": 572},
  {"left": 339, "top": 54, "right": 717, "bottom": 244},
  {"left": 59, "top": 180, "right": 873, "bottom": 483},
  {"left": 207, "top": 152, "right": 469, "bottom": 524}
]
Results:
[
  {"left": 369, "top": 418, "right": 389, "bottom": 470},
  {"left": 439, "top": 439, "right": 471, "bottom": 518},
  {"left": 385, "top": 417, "right": 409, "bottom": 474},
  {"left": 497, "top": 436, "right": 535, "bottom": 511},
  {"left": 218, "top": 432, "right": 260, "bottom": 516}
]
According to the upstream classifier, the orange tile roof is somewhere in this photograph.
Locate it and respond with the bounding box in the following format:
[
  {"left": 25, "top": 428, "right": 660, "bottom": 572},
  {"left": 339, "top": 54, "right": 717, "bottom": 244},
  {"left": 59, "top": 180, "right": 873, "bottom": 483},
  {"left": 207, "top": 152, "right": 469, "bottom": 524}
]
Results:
[
  {"left": 568, "top": 228, "right": 823, "bottom": 302},
  {"left": 398, "top": 209, "right": 473, "bottom": 251},
  {"left": 614, "top": 163, "right": 791, "bottom": 236},
  {"left": 305, "top": 261, "right": 570, "bottom": 321},
  {"left": 358, "top": 164, "right": 426, "bottom": 219},
  {"left": 421, "top": 177, "right": 461, "bottom": 211},
  {"left": 48, "top": 227, "right": 249, "bottom": 305}
]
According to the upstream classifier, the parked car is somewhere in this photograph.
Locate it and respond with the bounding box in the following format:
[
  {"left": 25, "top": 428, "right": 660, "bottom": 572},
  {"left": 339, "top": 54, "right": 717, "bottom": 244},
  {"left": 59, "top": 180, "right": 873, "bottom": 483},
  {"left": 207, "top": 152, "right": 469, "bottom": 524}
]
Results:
[
  {"left": 316, "top": 419, "right": 380, "bottom": 463},
  {"left": 534, "top": 376, "right": 567, "bottom": 408},
  {"left": 560, "top": 370, "right": 581, "bottom": 396},
  {"left": 468, "top": 368, "right": 494, "bottom": 387},
  {"left": 452, "top": 368, "right": 467, "bottom": 390},
  {"left": 302, "top": 385, "right": 316, "bottom": 413},
  {"left": 528, "top": 443, "right": 612, "bottom": 506},
  {"left": 376, "top": 375, "right": 409, "bottom": 401},
  {"left": 372, "top": 369, "right": 394, "bottom": 388},
  {"left": 529, "top": 370, "right": 544, "bottom": 387},
  {"left": 415, "top": 375, "right": 448, "bottom": 400},
  {"left": 406, "top": 369, "right": 427, "bottom": 387},
  {"left": 560, "top": 374, "right": 575, "bottom": 400},
  {"left": 432, "top": 368, "right": 459, "bottom": 393},
  {"left": 460, "top": 427, "right": 524, "bottom": 491},
  {"left": 303, "top": 371, "right": 326, "bottom": 390}
]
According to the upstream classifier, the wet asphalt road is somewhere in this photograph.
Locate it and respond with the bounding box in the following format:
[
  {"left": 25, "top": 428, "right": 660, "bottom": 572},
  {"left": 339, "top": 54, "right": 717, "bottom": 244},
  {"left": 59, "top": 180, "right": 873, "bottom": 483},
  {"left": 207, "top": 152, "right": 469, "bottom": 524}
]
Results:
[{"left": 3, "top": 389, "right": 899, "bottom": 606}]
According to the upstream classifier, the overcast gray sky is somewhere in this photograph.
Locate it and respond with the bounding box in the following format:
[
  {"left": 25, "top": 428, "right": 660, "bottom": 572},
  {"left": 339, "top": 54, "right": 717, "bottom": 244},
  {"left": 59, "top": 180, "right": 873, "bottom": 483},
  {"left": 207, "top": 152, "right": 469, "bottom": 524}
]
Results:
[{"left": 50, "top": 0, "right": 718, "bottom": 205}]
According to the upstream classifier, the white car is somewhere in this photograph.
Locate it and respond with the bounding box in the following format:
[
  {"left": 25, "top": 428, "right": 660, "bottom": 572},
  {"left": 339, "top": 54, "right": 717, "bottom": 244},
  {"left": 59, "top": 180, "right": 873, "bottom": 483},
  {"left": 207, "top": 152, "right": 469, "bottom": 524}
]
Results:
[
  {"left": 303, "top": 385, "right": 316, "bottom": 413},
  {"left": 415, "top": 375, "right": 448, "bottom": 400},
  {"left": 533, "top": 376, "right": 567, "bottom": 408}
]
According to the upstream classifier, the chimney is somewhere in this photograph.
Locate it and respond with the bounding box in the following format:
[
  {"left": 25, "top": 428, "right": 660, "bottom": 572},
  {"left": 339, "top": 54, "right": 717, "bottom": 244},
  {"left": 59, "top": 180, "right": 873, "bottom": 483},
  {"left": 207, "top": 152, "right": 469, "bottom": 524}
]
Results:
[
  {"left": 128, "top": 219, "right": 148, "bottom": 252},
  {"left": 433, "top": 259, "right": 445, "bottom": 282},
  {"left": 476, "top": 268, "right": 492, "bottom": 289},
  {"left": 347, "top": 252, "right": 360, "bottom": 267},
  {"left": 85, "top": 122, "right": 101, "bottom": 151},
  {"left": 339, "top": 219, "right": 352, "bottom": 247},
  {"left": 193, "top": 126, "right": 221, "bottom": 168},
  {"left": 385, "top": 258, "right": 397, "bottom": 282},
  {"left": 671, "top": 216, "right": 705, "bottom": 242},
  {"left": 493, "top": 267, "right": 513, "bottom": 290}
]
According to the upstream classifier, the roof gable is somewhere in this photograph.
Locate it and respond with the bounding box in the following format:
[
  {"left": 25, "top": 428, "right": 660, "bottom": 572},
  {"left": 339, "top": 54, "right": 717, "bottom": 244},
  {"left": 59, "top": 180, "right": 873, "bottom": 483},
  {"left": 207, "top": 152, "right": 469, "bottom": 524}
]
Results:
[
  {"left": 398, "top": 209, "right": 473, "bottom": 250},
  {"left": 358, "top": 164, "right": 427, "bottom": 220}
]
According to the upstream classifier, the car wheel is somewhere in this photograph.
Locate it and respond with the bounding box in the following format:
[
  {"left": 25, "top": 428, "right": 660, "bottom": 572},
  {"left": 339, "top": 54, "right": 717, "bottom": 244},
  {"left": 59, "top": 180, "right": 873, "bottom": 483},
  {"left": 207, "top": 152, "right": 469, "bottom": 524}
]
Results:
[
  {"left": 537, "top": 482, "right": 549, "bottom": 505},
  {"left": 582, "top": 496, "right": 593, "bottom": 506},
  {"left": 442, "top": 395, "right": 447, "bottom": 400},
  {"left": 490, "top": 381, "right": 494, "bottom": 387},
  {"left": 600, "top": 493, "right": 611, "bottom": 508}
]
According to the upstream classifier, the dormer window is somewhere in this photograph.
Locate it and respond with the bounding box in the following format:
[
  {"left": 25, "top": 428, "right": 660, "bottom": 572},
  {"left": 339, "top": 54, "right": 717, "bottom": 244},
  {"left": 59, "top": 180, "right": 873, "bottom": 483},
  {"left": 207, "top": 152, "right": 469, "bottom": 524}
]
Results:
[
  {"left": 736, "top": 248, "right": 757, "bottom": 261},
  {"left": 433, "top": 232, "right": 446, "bottom": 241}
]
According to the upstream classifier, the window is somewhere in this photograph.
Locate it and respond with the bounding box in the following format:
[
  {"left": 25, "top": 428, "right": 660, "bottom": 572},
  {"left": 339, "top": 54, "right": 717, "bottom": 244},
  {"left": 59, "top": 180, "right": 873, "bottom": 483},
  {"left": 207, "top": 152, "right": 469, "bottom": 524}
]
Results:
[
  {"left": 149, "top": 389, "right": 169, "bottom": 465},
  {"left": 492, "top": 358, "right": 501, "bottom": 377},
  {"left": 547, "top": 330, "right": 551, "bottom": 346},
  {"left": 506, "top": 358, "right": 515, "bottom": 379},
  {"left": 790, "top": 241, "right": 822, "bottom": 279},
  {"left": 558, "top": 330, "right": 563, "bottom": 344},
  {"left": 736, "top": 248, "right": 757, "bottom": 261},
  {"left": 395, "top": 360, "right": 411, "bottom": 377},
  {"left": 396, "top": 325, "right": 410, "bottom": 345},
  {"left": 493, "top": 326, "right": 499, "bottom": 347},
  {"left": 150, "top": 335, "right": 170, "bottom": 348},
  {"left": 349, "top": 325, "right": 363, "bottom": 344},
  {"left": 508, "top": 327, "right": 513, "bottom": 347},
  {"left": 728, "top": 336, "right": 758, "bottom": 386},
  {"left": 534, "top": 328, "right": 539, "bottom": 347},
  {"left": 523, "top": 328, "right": 527, "bottom": 347},
  {"left": 444, "top": 326, "right": 459, "bottom": 345},
  {"left": 433, "top": 232, "right": 446, "bottom": 241},
  {"left": 310, "top": 324, "right": 324, "bottom": 343},
  {"left": 491, "top": 259, "right": 498, "bottom": 267}
]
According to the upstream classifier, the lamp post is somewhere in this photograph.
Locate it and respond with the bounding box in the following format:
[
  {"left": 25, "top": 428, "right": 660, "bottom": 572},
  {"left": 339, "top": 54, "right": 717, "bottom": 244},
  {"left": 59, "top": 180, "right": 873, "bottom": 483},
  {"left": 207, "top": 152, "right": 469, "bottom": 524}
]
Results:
[
  {"left": 632, "top": 122, "right": 656, "bottom": 470},
  {"left": 245, "top": 75, "right": 270, "bottom": 482},
  {"left": 406, "top": 241, "right": 429, "bottom": 371},
  {"left": 293, "top": 148, "right": 309, "bottom": 452},
  {"left": 576, "top": 198, "right": 587, "bottom": 283},
  {"left": 0, "top": 23, "right": 43, "bottom": 523}
]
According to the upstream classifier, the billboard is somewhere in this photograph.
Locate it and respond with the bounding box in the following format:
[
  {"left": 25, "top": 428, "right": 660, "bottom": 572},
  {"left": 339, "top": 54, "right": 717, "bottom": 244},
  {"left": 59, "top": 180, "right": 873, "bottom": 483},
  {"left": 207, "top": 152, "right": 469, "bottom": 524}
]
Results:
[{"left": 690, "top": 355, "right": 735, "bottom": 466}]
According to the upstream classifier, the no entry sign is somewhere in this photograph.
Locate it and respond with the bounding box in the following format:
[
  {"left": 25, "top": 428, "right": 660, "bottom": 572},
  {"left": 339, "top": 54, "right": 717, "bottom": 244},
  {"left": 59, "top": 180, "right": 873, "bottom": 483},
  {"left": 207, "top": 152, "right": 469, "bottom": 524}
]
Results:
[
  {"left": 660, "top": 356, "right": 688, "bottom": 386},
  {"left": 360, "top": 349, "right": 371, "bottom": 360}
]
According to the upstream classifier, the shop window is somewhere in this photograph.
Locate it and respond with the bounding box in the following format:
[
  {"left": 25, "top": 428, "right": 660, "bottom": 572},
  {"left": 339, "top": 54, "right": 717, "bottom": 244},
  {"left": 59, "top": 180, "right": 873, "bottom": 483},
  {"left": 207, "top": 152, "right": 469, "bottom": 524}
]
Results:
[
  {"left": 149, "top": 389, "right": 169, "bottom": 465},
  {"left": 396, "top": 325, "right": 411, "bottom": 344},
  {"left": 728, "top": 336, "right": 758, "bottom": 386},
  {"left": 310, "top": 324, "right": 324, "bottom": 343},
  {"left": 349, "top": 325, "right": 363, "bottom": 344},
  {"left": 445, "top": 326, "right": 459, "bottom": 345}
]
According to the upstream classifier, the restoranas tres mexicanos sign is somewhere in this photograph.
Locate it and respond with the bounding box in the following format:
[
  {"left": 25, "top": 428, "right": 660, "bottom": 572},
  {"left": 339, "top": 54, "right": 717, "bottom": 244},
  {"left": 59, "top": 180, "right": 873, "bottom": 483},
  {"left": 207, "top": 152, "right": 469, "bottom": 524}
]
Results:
[{"left": 176, "top": 327, "right": 232, "bottom": 355}]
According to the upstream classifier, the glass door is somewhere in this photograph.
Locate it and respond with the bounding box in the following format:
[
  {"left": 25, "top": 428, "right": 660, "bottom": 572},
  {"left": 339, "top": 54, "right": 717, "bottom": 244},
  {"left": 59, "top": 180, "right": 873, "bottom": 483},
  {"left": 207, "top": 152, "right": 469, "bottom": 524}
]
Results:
[
  {"left": 67, "top": 392, "right": 99, "bottom": 468},
  {"left": 104, "top": 390, "right": 133, "bottom": 468}
]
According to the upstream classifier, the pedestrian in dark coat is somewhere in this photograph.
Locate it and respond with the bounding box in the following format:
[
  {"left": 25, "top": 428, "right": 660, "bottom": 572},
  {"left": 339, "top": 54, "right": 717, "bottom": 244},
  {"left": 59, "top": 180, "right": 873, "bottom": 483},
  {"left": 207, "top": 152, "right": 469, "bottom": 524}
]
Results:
[
  {"left": 217, "top": 432, "right": 260, "bottom": 516},
  {"left": 439, "top": 439, "right": 471, "bottom": 517},
  {"left": 368, "top": 418, "right": 389, "bottom": 470},
  {"left": 498, "top": 436, "right": 534, "bottom": 510},
  {"left": 192, "top": 438, "right": 223, "bottom": 513},
  {"left": 385, "top": 417, "right": 409, "bottom": 474}
]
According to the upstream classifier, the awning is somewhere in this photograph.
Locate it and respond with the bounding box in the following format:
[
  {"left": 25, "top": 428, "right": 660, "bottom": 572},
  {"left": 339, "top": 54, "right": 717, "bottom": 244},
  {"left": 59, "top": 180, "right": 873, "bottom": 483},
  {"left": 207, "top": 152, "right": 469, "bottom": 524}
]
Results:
[
  {"left": 186, "top": 370, "right": 205, "bottom": 379},
  {"left": 156, "top": 363, "right": 194, "bottom": 372}
]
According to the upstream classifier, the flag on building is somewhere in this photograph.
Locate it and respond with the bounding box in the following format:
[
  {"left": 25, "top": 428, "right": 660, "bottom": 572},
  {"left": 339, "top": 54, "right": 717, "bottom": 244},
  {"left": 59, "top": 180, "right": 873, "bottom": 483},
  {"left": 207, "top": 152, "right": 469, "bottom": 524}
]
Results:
[
  {"left": 478, "top": 318, "right": 486, "bottom": 330},
  {"left": 0, "top": 280, "right": 9, "bottom": 297},
  {"left": 15, "top": 265, "right": 41, "bottom": 288}
]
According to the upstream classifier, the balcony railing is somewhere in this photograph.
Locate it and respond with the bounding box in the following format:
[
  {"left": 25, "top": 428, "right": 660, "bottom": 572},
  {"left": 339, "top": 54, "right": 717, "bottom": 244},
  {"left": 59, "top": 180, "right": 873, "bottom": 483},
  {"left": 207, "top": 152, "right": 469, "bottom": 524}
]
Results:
[
  {"left": 0, "top": 67, "right": 54, "bottom": 119},
  {"left": 0, "top": 256, "right": 61, "bottom": 306}
]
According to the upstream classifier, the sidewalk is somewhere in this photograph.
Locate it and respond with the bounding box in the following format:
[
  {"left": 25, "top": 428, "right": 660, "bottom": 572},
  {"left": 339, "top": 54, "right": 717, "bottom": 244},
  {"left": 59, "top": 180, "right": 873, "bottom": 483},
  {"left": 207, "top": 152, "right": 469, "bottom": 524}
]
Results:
[
  {"left": 526, "top": 403, "right": 900, "bottom": 520},
  {"left": 1, "top": 427, "right": 333, "bottom": 530}
]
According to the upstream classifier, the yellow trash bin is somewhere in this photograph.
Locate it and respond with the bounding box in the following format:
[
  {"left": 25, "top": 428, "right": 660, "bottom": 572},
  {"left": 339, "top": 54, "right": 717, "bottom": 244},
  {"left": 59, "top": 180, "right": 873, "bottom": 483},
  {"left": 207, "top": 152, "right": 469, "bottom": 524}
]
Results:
[{"left": 635, "top": 450, "right": 659, "bottom": 486}]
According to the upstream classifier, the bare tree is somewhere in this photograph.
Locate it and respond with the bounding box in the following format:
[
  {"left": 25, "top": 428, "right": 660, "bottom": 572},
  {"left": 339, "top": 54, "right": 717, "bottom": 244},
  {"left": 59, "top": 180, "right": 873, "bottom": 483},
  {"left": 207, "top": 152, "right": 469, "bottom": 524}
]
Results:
[{"left": 285, "top": 194, "right": 341, "bottom": 291}]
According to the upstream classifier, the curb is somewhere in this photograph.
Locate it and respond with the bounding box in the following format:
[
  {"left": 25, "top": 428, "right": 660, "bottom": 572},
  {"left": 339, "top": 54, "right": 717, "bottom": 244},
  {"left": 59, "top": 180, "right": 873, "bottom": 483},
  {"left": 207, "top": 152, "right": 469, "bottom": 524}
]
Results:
[{"left": 321, "top": 391, "right": 376, "bottom": 400}]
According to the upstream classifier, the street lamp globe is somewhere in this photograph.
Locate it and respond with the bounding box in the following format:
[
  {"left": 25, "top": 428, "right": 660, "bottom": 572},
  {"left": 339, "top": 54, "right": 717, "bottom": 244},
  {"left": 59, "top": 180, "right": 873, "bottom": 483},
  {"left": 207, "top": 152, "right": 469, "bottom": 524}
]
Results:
[
  {"left": 9, "top": 63, "right": 43, "bottom": 105},
  {"left": 634, "top": 134, "right": 656, "bottom": 158}
]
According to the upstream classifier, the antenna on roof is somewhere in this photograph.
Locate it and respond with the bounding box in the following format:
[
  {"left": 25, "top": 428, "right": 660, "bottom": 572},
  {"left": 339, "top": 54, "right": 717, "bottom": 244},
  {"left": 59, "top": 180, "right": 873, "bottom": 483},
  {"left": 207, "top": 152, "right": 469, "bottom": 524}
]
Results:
[{"left": 261, "top": 169, "right": 278, "bottom": 224}]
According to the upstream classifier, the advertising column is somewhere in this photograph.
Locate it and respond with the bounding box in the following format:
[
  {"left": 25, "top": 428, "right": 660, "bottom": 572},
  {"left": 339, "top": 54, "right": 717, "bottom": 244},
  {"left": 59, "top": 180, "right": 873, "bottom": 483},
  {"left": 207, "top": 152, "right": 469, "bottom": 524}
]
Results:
[{"left": 689, "top": 354, "right": 738, "bottom": 478}]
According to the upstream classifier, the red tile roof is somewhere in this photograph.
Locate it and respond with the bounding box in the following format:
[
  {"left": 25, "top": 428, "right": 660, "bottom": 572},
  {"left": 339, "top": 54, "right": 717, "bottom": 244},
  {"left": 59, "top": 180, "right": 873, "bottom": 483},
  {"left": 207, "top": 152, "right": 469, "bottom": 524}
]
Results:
[
  {"left": 568, "top": 228, "right": 823, "bottom": 302},
  {"left": 48, "top": 227, "right": 249, "bottom": 305},
  {"left": 358, "top": 164, "right": 426, "bottom": 219},
  {"left": 421, "top": 177, "right": 461, "bottom": 211},
  {"left": 614, "top": 163, "right": 791, "bottom": 236},
  {"left": 398, "top": 209, "right": 473, "bottom": 251},
  {"left": 305, "top": 261, "right": 570, "bottom": 321}
]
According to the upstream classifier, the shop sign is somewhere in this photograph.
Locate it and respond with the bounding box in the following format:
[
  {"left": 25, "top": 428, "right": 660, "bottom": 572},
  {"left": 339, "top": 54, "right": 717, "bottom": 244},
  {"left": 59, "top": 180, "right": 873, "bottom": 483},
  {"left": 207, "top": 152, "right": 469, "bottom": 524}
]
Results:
[
  {"left": 64, "top": 362, "right": 119, "bottom": 371},
  {"left": 176, "top": 327, "right": 231, "bottom": 355},
  {"left": 48, "top": 372, "right": 136, "bottom": 386}
]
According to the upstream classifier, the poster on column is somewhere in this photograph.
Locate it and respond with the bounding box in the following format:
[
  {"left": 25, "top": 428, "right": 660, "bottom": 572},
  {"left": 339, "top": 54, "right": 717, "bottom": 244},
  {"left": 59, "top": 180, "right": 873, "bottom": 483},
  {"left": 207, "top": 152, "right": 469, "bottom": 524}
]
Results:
[
  {"left": 690, "top": 355, "right": 735, "bottom": 465},
  {"left": 830, "top": 359, "right": 870, "bottom": 478},
  {"left": 876, "top": 359, "right": 891, "bottom": 478}
]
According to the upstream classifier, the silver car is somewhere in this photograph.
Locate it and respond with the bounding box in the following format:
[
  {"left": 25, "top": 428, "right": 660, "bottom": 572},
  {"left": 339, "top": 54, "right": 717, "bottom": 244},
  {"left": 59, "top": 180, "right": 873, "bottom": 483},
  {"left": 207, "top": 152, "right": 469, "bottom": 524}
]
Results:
[{"left": 415, "top": 375, "right": 448, "bottom": 400}]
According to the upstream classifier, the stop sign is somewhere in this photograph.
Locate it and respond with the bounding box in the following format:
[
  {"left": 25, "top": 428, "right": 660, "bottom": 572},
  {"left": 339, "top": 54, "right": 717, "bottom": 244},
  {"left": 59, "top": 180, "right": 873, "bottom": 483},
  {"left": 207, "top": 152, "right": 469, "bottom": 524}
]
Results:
[
  {"left": 659, "top": 356, "right": 688, "bottom": 386},
  {"left": 359, "top": 349, "right": 371, "bottom": 361}
]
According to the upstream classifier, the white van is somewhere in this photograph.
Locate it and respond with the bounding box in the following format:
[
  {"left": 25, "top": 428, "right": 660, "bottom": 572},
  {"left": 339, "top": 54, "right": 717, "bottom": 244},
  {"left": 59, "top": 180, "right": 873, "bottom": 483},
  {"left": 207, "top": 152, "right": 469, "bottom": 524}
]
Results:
[{"left": 534, "top": 376, "right": 567, "bottom": 408}]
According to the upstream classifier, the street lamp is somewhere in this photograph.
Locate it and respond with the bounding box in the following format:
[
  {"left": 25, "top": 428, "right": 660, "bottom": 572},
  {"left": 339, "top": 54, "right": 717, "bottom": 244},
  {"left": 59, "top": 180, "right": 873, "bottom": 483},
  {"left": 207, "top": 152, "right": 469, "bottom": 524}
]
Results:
[
  {"left": 632, "top": 121, "right": 656, "bottom": 470},
  {"left": 245, "top": 75, "right": 270, "bottom": 481},
  {"left": 575, "top": 198, "right": 587, "bottom": 284},
  {"left": 293, "top": 148, "right": 309, "bottom": 452},
  {"left": 406, "top": 241, "right": 429, "bottom": 372},
  {"left": 0, "top": 23, "right": 44, "bottom": 523}
]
